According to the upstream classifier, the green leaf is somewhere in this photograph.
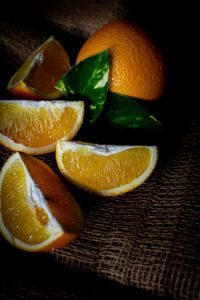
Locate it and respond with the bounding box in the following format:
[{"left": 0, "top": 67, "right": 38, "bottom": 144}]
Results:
[
  {"left": 104, "top": 92, "right": 162, "bottom": 131},
  {"left": 55, "top": 49, "right": 110, "bottom": 122}
]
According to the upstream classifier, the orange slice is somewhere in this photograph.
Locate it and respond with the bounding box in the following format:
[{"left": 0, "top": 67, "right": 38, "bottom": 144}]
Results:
[
  {"left": 56, "top": 141, "right": 158, "bottom": 196},
  {"left": 7, "top": 36, "right": 70, "bottom": 100},
  {"left": 0, "top": 152, "right": 84, "bottom": 252},
  {"left": 0, "top": 100, "right": 84, "bottom": 155}
]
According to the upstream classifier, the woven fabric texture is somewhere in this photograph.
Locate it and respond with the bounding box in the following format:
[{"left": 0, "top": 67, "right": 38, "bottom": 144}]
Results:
[
  {"left": 37, "top": 0, "right": 129, "bottom": 38},
  {"left": 0, "top": 2, "right": 199, "bottom": 299}
]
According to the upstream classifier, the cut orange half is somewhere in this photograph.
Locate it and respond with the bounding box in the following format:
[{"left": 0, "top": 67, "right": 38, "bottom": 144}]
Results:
[
  {"left": 0, "top": 100, "right": 84, "bottom": 155},
  {"left": 56, "top": 141, "right": 158, "bottom": 196},
  {"left": 0, "top": 152, "right": 84, "bottom": 252},
  {"left": 7, "top": 36, "right": 70, "bottom": 99}
]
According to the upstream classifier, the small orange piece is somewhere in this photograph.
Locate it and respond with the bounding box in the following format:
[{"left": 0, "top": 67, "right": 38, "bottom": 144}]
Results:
[
  {"left": 0, "top": 152, "right": 84, "bottom": 252},
  {"left": 0, "top": 100, "right": 84, "bottom": 155},
  {"left": 76, "top": 21, "right": 166, "bottom": 101},
  {"left": 56, "top": 141, "right": 158, "bottom": 196},
  {"left": 7, "top": 36, "right": 70, "bottom": 99}
]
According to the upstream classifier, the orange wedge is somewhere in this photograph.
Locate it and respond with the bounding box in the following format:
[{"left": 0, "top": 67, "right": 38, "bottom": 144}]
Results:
[
  {"left": 0, "top": 152, "right": 84, "bottom": 252},
  {"left": 7, "top": 36, "right": 70, "bottom": 99},
  {"left": 0, "top": 100, "right": 84, "bottom": 155},
  {"left": 56, "top": 141, "right": 158, "bottom": 196}
]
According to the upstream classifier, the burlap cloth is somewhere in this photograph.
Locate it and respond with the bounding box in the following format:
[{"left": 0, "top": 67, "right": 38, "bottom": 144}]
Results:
[{"left": 0, "top": 2, "right": 199, "bottom": 299}]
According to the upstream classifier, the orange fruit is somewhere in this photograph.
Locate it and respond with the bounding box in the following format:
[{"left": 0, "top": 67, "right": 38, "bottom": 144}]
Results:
[
  {"left": 56, "top": 141, "right": 158, "bottom": 196},
  {"left": 7, "top": 36, "right": 70, "bottom": 100},
  {"left": 76, "top": 21, "right": 166, "bottom": 101},
  {"left": 0, "top": 152, "right": 84, "bottom": 252},
  {"left": 0, "top": 100, "right": 84, "bottom": 155}
]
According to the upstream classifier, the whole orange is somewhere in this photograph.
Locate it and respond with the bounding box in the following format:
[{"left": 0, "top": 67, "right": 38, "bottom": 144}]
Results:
[{"left": 76, "top": 21, "right": 166, "bottom": 101}]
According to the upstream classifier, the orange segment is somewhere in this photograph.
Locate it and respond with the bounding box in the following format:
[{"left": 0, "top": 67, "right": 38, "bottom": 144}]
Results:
[
  {"left": 0, "top": 100, "right": 84, "bottom": 154},
  {"left": 61, "top": 147, "right": 151, "bottom": 190},
  {"left": 0, "top": 152, "right": 84, "bottom": 252},
  {"left": 56, "top": 141, "right": 158, "bottom": 196},
  {"left": 7, "top": 36, "right": 70, "bottom": 99},
  {"left": 21, "top": 154, "right": 83, "bottom": 232},
  {"left": 1, "top": 158, "right": 50, "bottom": 244},
  {"left": 76, "top": 21, "right": 166, "bottom": 101}
]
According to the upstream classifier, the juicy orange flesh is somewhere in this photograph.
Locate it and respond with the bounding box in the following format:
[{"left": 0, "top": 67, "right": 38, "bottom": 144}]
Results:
[
  {"left": 21, "top": 154, "right": 84, "bottom": 233},
  {"left": 1, "top": 159, "right": 51, "bottom": 244},
  {"left": 0, "top": 103, "right": 78, "bottom": 147},
  {"left": 62, "top": 147, "right": 151, "bottom": 190},
  {"left": 11, "top": 40, "right": 69, "bottom": 95}
]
